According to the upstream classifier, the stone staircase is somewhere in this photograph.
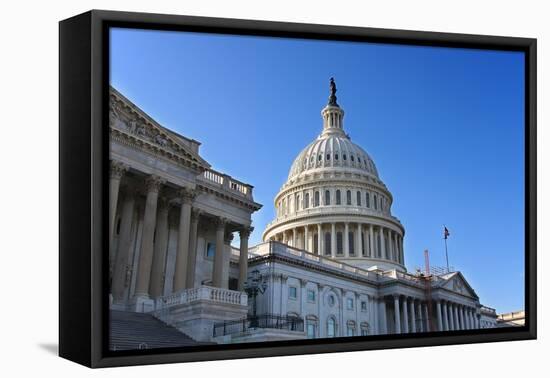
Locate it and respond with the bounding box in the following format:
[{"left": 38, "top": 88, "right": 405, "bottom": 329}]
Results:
[{"left": 110, "top": 310, "right": 211, "bottom": 351}]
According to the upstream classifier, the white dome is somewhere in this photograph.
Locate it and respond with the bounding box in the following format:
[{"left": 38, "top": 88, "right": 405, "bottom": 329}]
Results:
[
  {"left": 262, "top": 79, "right": 405, "bottom": 272},
  {"left": 287, "top": 133, "right": 379, "bottom": 180}
]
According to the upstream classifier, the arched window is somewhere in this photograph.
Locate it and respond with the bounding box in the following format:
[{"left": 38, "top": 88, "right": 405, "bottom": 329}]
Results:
[
  {"left": 360, "top": 322, "right": 370, "bottom": 336},
  {"left": 350, "top": 155, "right": 355, "bottom": 162},
  {"left": 356, "top": 191, "right": 362, "bottom": 206},
  {"left": 349, "top": 231, "right": 355, "bottom": 255},
  {"left": 347, "top": 321, "right": 356, "bottom": 337},
  {"left": 324, "top": 232, "right": 331, "bottom": 255},
  {"left": 304, "top": 193, "right": 310, "bottom": 209},
  {"left": 336, "top": 232, "right": 343, "bottom": 255},
  {"left": 314, "top": 191, "right": 320, "bottom": 207},
  {"left": 318, "top": 154, "right": 322, "bottom": 161},
  {"left": 336, "top": 190, "right": 341, "bottom": 205},
  {"left": 374, "top": 194, "right": 378, "bottom": 210},
  {"left": 346, "top": 190, "right": 352, "bottom": 205},
  {"left": 327, "top": 318, "right": 336, "bottom": 338},
  {"left": 296, "top": 194, "right": 300, "bottom": 211},
  {"left": 326, "top": 153, "right": 331, "bottom": 160},
  {"left": 335, "top": 153, "right": 339, "bottom": 160},
  {"left": 306, "top": 316, "right": 318, "bottom": 339},
  {"left": 380, "top": 197, "right": 383, "bottom": 211},
  {"left": 366, "top": 192, "right": 370, "bottom": 207},
  {"left": 343, "top": 154, "right": 347, "bottom": 161},
  {"left": 325, "top": 190, "right": 331, "bottom": 205}
]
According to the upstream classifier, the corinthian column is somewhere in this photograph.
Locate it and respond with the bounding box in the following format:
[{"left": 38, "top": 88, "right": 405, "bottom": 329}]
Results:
[
  {"left": 149, "top": 198, "right": 170, "bottom": 298},
  {"left": 304, "top": 226, "right": 309, "bottom": 252},
  {"left": 442, "top": 301, "right": 449, "bottom": 331},
  {"left": 185, "top": 208, "right": 201, "bottom": 289},
  {"left": 369, "top": 225, "right": 374, "bottom": 257},
  {"left": 393, "top": 296, "right": 401, "bottom": 334},
  {"left": 380, "top": 227, "right": 386, "bottom": 259},
  {"left": 410, "top": 299, "right": 416, "bottom": 333},
  {"left": 134, "top": 175, "right": 164, "bottom": 298},
  {"left": 317, "top": 223, "right": 322, "bottom": 255},
  {"left": 172, "top": 188, "right": 196, "bottom": 292},
  {"left": 111, "top": 191, "right": 135, "bottom": 302},
  {"left": 436, "top": 301, "right": 443, "bottom": 331},
  {"left": 238, "top": 226, "right": 252, "bottom": 291},
  {"left": 402, "top": 297, "right": 409, "bottom": 333},
  {"left": 109, "top": 161, "right": 128, "bottom": 245},
  {"left": 356, "top": 223, "right": 362, "bottom": 256},
  {"left": 212, "top": 217, "right": 227, "bottom": 287},
  {"left": 331, "top": 223, "right": 336, "bottom": 257},
  {"left": 344, "top": 222, "right": 349, "bottom": 257}
]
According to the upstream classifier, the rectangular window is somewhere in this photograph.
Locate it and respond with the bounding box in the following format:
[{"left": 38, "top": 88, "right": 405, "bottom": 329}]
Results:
[
  {"left": 307, "top": 289, "right": 316, "bottom": 302},
  {"left": 361, "top": 301, "right": 367, "bottom": 311},
  {"left": 206, "top": 242, "right": 216, "bottom": 258},
  {"left": 289, "top": 286, "right": 297, "bottom": 299},
  {"left": 349, "top": 232, "right": 354, "bottom": 255},
  {"left": 307, "top": 323, "right": 316, "bottom": 338},
  {"left": 336, "top": 232, "right": 343, "bottom": 255},
  {"left": 361, "top": 328, "right": 368, "bottom": 336},
  {"left": 347, "top": 298, "right": 354, "bottom": 310},
  {"left": 347, "top": 326, "right": 354, "bottom": 337}
]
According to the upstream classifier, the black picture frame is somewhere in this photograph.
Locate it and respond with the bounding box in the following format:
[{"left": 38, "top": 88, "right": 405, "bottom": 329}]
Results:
[{"left": 59, "top": 9, "right": 537, "bottom": 368}]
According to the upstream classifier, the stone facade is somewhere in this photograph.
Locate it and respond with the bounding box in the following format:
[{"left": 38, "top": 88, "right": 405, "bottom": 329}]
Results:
[
  {"left": 109, "top": 81, "right": 497, "bottom": 346},
  {"left": 108, "top": 87, "right": 261, "bottom": 343}
]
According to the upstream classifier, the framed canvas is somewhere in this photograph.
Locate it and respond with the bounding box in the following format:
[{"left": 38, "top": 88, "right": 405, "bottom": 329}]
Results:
[{"left": 59, "top": 10, "right": 536, "bottom": 368}]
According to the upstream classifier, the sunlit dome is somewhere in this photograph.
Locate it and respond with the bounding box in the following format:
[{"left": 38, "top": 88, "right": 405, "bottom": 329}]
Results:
[{"left": 263, "top": 78, "right": 405, "bottom": 272}]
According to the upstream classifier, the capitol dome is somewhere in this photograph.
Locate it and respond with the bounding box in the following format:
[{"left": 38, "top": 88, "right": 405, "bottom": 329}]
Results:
[{"left": 263, "top": 78, "right": 406, "bottom": 272}]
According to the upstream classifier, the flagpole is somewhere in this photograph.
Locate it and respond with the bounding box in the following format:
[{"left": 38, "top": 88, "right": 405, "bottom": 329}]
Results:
[
  {"left": 444, "top": 236, "right": 450, "bottom": 273},
  {"left": 443, "top": 225, "right": 450, "bottom": 273}
]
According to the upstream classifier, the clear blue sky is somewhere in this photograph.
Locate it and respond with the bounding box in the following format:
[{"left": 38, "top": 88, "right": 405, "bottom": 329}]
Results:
[{"left": 110, "top": 28, "right": 525, "bottom": 314}]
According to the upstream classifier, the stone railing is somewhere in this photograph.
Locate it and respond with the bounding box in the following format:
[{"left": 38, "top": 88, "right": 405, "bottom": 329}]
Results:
[
  {"left": 480, "top": 305, "right": 497, "bottom": 315},
  {"left": 230, "top": 246, "right": 257, "bottom": 260},
  {"left": 252, "top": 241, "right": 379, "bottom": 281},
  {"left": 199, "top": 168, "right": 253, "bottom": 200},
  {"left": 155, "top": 285, "right": 248, "bottom": 309},
  {"left": 380, "top": 269, "right": 442, "bottom": 287}
]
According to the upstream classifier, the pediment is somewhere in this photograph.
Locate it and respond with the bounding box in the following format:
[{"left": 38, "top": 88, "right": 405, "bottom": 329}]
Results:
[
  {"left": 109, "top": 87, "right": 210, "bottom": 170},
  {"left": 440, "top": 272, "right": 478, "bottom": 299}
]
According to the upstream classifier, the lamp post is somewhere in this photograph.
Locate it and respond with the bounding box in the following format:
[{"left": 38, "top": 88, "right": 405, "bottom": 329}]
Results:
[{"left": 245, "top": 270, "right": 267, "bottom": 328}]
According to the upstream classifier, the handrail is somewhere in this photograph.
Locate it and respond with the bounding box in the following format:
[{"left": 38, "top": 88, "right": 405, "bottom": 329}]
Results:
[{"left": 213, "top": 314, "right": 304, "bottom": 338}]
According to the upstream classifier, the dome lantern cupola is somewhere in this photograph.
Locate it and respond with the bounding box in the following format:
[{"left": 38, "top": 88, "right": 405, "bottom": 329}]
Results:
[{"left": 321, "top": 78, "right": 346, "bottom": 137}]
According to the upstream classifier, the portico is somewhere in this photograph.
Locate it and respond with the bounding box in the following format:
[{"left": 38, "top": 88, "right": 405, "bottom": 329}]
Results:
[{"left": 108, "top": 87, "right": 261, "bottom": 340}]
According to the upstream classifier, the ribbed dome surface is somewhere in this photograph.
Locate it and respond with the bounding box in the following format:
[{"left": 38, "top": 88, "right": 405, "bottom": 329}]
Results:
[{"left": 288, "top": 134, "right": 379, "bottom": 180}]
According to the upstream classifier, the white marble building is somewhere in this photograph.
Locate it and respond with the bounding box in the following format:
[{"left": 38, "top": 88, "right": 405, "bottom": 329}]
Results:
[
  {"left": 237, "top": 80, "right": 494, "bottom": 341},
  {"left": 108, "top": 80, "right": 497, "bottom": 346},
  {"left": 108, "top": 87, "right": 261, "bottom": 342}
]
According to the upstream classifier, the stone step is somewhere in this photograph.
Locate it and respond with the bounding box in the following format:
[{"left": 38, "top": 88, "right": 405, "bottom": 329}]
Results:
[{"left": 109, "top": 310, "right": 212, "bottom": 351}]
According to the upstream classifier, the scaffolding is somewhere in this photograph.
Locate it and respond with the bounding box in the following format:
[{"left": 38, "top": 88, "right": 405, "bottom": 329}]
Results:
[{"left": 422, "top": 249, "right": 435, "bottom": 332}]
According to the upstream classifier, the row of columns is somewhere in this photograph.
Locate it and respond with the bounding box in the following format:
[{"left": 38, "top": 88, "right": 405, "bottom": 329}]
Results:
[
  {"left": 109, "top": 161, "right": 252, "bottom": 304},
  {"left": 437, "top": 300, "right": 480, "bottom": 331},
  {"left": 273, "top": 223, "right": 403, "bottom": 264},
  {"left": 390, "top": 295, "right": 480, "bottom": 334},
  {"left": 278, "top": 187, "right": 390, "bottom": 217}
]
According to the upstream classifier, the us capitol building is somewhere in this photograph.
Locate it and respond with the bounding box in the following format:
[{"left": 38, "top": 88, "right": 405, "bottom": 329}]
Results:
[{"left": 108, "top": 80, "right": 498, "bottom": 350}]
